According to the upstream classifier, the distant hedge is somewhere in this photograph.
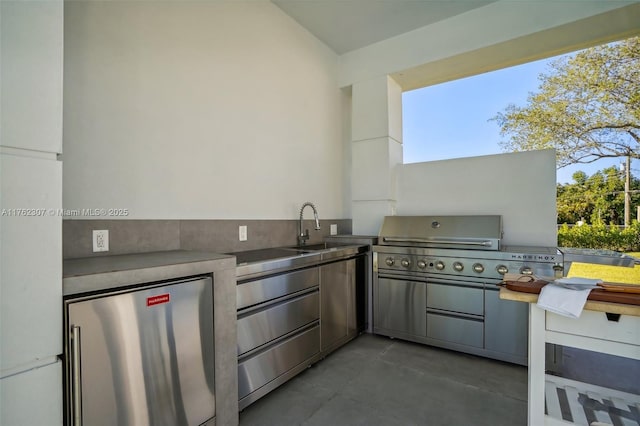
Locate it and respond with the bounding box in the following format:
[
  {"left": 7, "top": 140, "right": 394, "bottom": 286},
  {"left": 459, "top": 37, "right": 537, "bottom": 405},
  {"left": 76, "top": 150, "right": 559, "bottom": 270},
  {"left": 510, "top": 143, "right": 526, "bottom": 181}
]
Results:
[{"left": 557, "top": 220, "right": 640, "bottom": 252}]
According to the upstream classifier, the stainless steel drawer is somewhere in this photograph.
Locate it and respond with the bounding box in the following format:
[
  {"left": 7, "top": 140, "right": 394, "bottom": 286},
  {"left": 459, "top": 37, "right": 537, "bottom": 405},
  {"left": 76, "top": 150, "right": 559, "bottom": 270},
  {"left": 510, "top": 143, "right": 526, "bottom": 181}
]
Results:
[
  {"left": 237, "top": 268, "right": 319, "bottom": 310},
  {"left": 427, "top": 283, "right": 484, "bottom": 316},
  {"left": 427, "top": 312, "right": 484, "bottom": 348},
  {"left": 237, "top": 290, "right": 319, "bottom": 355},
  {"left": 238, "top": 324, "right": 320, "bottom": 399}
]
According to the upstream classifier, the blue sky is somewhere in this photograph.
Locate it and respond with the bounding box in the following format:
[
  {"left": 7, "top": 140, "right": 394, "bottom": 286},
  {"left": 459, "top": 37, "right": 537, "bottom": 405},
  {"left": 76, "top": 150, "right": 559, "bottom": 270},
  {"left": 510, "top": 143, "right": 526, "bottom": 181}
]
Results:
[{"left": 401, "top": 55, "right": 627, "bottom": 184}]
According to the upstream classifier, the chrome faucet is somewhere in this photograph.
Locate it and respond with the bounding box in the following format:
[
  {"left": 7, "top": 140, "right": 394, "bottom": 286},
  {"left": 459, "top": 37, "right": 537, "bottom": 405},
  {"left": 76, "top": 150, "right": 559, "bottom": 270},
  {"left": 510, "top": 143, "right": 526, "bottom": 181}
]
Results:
[{"left": 298, "top": 202, "right": 320, "bottom": 245}]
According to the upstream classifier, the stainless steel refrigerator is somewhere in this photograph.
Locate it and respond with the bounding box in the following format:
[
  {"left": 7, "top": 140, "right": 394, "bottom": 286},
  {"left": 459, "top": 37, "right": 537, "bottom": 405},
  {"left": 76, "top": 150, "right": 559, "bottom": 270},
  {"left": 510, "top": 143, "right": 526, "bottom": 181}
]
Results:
[{"left": 64, "top": 276, "right": 215, "bottom": 426}]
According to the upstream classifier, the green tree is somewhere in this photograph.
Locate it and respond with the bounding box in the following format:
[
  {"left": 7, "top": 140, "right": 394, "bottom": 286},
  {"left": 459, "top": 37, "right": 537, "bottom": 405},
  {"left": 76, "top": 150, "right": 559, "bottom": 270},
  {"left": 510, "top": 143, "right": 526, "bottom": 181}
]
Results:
[
  {"left": 493, "top": 36, "right": 639, "bottom": 223},
  {"left": 556, "top": 171, "right": 592, "bottom": 224},
  {"left": 556, "top": 166, "right": 639, "bottom": 225}
]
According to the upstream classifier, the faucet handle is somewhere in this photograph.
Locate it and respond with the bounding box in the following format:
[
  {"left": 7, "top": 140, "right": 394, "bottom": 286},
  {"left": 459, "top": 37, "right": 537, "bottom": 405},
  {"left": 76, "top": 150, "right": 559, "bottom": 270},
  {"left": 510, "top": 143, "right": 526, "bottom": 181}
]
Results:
[{"left": 298, "top": 229, "right": 310, "bottom": 245}]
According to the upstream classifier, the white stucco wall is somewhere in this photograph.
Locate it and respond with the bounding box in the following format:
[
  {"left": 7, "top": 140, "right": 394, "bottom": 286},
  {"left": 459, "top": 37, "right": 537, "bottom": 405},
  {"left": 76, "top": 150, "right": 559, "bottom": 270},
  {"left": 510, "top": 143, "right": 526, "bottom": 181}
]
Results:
[
  {"left": 1, "top": 0, "right": 63, "bottom": 153},
  {"left": 396, "top": 149, "right": 558, "bottom": 246},
  {"left": 63, "top": 0, "right": 636, "bottom": 230},
  {"left": 63, "top": 1, "right": 346, "bottom": 220}
]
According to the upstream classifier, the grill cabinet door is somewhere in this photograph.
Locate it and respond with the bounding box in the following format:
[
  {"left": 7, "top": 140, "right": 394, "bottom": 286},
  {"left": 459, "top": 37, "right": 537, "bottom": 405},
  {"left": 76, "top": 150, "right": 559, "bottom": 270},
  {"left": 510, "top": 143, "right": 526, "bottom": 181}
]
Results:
[{"left": 376, "top": 277, "right": 427, "bottom": 337}]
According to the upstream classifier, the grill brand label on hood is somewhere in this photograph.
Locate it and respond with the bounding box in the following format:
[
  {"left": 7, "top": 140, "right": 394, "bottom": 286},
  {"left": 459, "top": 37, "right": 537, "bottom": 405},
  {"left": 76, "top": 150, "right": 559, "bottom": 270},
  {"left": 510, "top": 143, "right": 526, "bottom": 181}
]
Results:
[{"left": 510, "top": 253, "right": 558, "bottom": 262}]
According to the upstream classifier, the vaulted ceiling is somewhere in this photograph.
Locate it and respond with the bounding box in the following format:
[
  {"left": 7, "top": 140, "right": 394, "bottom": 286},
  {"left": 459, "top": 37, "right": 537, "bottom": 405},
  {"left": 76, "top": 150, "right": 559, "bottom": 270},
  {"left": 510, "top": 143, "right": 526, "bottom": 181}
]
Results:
[
  {"left": 272, "top": 1, "right": 640, "bottom": 91},
  {"left": 272, "top": 0, "right": 496, "bottom": 54}
]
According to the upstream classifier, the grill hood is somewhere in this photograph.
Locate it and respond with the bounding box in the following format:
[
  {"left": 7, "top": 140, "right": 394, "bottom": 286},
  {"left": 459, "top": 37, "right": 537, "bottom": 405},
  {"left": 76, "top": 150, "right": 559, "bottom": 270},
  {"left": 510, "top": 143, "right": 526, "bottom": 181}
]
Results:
[{"left": 378, "top": 215, "right": 503, "bottom": 251}]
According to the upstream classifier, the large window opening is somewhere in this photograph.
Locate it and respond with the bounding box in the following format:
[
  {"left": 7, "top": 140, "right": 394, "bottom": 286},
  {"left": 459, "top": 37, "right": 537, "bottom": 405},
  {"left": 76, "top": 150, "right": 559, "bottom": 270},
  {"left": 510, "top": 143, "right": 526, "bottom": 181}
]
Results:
[
  {"left": 402, "top": 35, "right": 639, "bottom": 241},
  {"left": 402, "top": 57, "right": 552, "bottom": 164},
  {"left": 402, "top": 39, "right": 637, "bottom": 186}
]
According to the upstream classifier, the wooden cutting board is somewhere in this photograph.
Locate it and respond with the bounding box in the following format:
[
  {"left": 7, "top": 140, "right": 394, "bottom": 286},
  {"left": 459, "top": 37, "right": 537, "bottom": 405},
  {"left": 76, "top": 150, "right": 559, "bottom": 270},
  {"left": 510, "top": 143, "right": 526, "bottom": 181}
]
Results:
[{"left": 503, "top": 280, "right": 640, "bottom": 306}]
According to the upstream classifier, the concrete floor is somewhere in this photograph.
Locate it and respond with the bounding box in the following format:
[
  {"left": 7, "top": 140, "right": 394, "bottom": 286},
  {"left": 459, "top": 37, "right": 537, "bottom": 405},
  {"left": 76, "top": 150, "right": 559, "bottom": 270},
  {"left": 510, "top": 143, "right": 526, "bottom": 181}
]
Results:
[{"left": 239, "top": 334, "right": 528, "bottom": 426}]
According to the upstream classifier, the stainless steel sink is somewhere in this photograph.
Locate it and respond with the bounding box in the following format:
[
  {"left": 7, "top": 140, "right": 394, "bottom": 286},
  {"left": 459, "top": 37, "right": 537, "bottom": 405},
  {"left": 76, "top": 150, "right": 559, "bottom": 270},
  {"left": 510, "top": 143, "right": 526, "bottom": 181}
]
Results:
[
  {"left": 228, "top": 243, "right": 367, "bottom": 279},
  {"left": 228, "top": 248, "right": 305, "bottom": 264},
  {"left": 287, "top": 242, "right": 349, "bottom": 251},
  {"left": 227, "top": 247, "right": 322, "bottom": 279},
  {"left": 286, "top": 242, "right": 367, "bottom": 262}
]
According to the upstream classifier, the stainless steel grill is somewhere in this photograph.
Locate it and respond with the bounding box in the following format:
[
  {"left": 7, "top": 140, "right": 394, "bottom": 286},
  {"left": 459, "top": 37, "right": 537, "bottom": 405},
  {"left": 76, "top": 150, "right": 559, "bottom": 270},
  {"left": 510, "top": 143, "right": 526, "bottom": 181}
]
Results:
[
  {"left": 373, "top": 215, "right": 564, "bottom": 365},
  {"left": 376, "top": 215, "right": 563, "bottom": 280}
]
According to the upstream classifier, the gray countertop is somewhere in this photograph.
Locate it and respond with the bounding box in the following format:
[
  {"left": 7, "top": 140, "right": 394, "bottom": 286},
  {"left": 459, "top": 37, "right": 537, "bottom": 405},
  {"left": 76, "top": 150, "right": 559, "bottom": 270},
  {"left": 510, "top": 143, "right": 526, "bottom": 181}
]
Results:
[{"left": 63, "top": 250, "right": 236, "bottom": 296}]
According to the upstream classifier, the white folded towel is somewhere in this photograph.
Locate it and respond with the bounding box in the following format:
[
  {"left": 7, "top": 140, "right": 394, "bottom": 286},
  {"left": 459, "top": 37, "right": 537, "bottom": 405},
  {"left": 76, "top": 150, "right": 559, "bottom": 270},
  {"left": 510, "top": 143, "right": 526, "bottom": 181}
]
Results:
[
  {"left": 553, "top": 277, "right": 603, "bottom": 290},
  {"left": 537, "top": 283, "right": 593, "bottom": 318}
]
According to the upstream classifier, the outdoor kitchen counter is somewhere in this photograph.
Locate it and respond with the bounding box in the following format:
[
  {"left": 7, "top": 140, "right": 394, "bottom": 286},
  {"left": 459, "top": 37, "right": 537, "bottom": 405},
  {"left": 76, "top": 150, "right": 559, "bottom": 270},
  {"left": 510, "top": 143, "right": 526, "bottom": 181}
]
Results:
[
  {"left": 63, "top": 250, "right": 235, "bottom": 295},
  {"left": 63, "top": 250, "right": 239, "bottom": 426},
  {"left": 500, "top": 287, "right": 640, "bottom": 426},
  {"left": 500, "top": 286, "right": 640, "bottom": 316}
]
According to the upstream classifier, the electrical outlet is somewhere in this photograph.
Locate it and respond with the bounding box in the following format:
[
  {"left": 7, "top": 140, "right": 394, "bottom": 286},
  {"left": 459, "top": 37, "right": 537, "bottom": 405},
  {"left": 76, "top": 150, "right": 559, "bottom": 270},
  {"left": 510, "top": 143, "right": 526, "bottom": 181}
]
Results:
[
  {"left": 330, "top": 224, "right": 338, "bottom": 235},
  {"left": 92, "top": 229, "right": 109, "bottom": 252},
  {"left": 239, "top": 225, "right": 248, "bottom": 241}
]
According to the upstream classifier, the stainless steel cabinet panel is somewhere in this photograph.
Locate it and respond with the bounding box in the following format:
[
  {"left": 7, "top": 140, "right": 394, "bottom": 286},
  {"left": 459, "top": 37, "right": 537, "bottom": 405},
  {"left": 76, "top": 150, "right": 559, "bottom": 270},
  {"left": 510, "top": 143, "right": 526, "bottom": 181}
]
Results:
[
  {"left": 484, "top": 288, "right": 528, "bottom": 360},
  {"left": 320, "top": 260, "right": 356, "bottom": 351},
  {"left": 238, "top": 325, "right": 319, "bottom": 399},
  {"left": 237, "top": 291, "right": 319, "bottom": 356},
  {"left": 376, "top": 278, "right": 427, "bottom": 337},
  {"left": 427, "top": 312, "right": 484, "bottom": 348},
  {"left": 427, "top": 282, "right": 484, "bottom": 316},
  {"left": 66, "top": 277, "right": 215, "bottom": 426},
  {"left": 237, "top": 268, "right": 319, "bottom": 310}
]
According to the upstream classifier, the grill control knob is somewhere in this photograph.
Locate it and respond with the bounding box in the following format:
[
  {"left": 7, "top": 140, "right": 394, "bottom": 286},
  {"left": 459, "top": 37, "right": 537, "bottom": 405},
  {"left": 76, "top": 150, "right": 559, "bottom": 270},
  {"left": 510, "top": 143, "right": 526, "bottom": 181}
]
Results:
[
  {"left": 496, "top": 265, "right": 509, "bottom": 275},
  {"left": 472, "top": 263, "right": 485, "bottom": 273},
  {"left": 417, "top": 260, "right": 427, "bottom": 269},
  {"left": 453, "top": 262, "right": 464, "bottom": 272},
  {"left": 553, "top": 263, "right": 564, "bottom": 278},
  {"left": 401, "top": 258, "right": 411, "bottom": 268},
  {"left": 385, "top": 257, "right": 395, "bottom": 267},
  {"left": 520, "top": 266, "right": 533, "bottom": 275},
  {"left": 435, "top": 261, "right": 445, "bottom": 271}
]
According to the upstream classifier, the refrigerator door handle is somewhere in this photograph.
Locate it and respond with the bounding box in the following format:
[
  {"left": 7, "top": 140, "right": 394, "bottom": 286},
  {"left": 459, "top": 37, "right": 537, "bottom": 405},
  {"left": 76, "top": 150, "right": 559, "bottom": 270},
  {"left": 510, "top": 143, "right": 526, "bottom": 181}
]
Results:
[{"left": 70, "top": 325, "right": 82, "bottom": 426}]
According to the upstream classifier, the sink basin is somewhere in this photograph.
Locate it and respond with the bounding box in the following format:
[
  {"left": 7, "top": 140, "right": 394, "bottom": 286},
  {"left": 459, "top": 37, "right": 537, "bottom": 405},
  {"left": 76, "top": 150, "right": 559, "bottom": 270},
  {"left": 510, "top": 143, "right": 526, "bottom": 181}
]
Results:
[
  {"left": 288, "top": 242, "right": 349, "bottom": 251},
  {"left": 229, "top": 243, "right": 366, "bottom": 279},
  {"left": 227, "top": 247, "right": 323, "bottom": 279},
  {"left": 227, "top": 248, "right": 306, "bottom": 265}
]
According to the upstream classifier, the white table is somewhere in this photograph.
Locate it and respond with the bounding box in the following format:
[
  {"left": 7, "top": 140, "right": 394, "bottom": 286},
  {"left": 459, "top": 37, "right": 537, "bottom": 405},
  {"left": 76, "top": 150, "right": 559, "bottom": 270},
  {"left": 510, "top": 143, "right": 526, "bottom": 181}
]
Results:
[{"left": 500, "top": 288, "right": 640, "bottom": 425}]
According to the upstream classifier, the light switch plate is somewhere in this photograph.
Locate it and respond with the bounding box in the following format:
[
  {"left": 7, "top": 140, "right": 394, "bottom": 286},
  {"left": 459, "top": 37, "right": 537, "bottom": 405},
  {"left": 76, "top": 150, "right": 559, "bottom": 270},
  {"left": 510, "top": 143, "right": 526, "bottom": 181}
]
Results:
[
  {"left": 92, "top": 229, "right": 109, "bottom": 252},
  {"left": 330, "top": 224, "right": 338, "bottom": 235},
  {"left": 239, "top": 225, "right": 248, "bottom": 241}
]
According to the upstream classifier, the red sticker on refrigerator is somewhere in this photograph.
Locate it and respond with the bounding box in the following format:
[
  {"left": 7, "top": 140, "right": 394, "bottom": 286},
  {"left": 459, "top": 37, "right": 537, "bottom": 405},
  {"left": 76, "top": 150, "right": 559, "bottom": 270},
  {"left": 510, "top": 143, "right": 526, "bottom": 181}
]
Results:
[{"left": 147, "top": 294, "right": 170, "bottom": 307}]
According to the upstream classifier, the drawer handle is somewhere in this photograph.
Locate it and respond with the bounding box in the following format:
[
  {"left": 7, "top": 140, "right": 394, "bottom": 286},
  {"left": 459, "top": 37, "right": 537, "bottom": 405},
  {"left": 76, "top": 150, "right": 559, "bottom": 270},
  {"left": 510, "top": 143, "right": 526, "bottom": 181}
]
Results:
[{"left": 605, "top": 312, "right": 621, "bottom": 322}]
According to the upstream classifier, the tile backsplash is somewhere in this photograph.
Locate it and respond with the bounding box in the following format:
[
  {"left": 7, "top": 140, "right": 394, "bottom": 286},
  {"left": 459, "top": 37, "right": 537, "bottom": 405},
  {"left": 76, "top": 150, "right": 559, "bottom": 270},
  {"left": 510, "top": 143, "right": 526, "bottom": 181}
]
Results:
[{"left": 63, "top": 219, "right": 352, "bottom": 259}]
